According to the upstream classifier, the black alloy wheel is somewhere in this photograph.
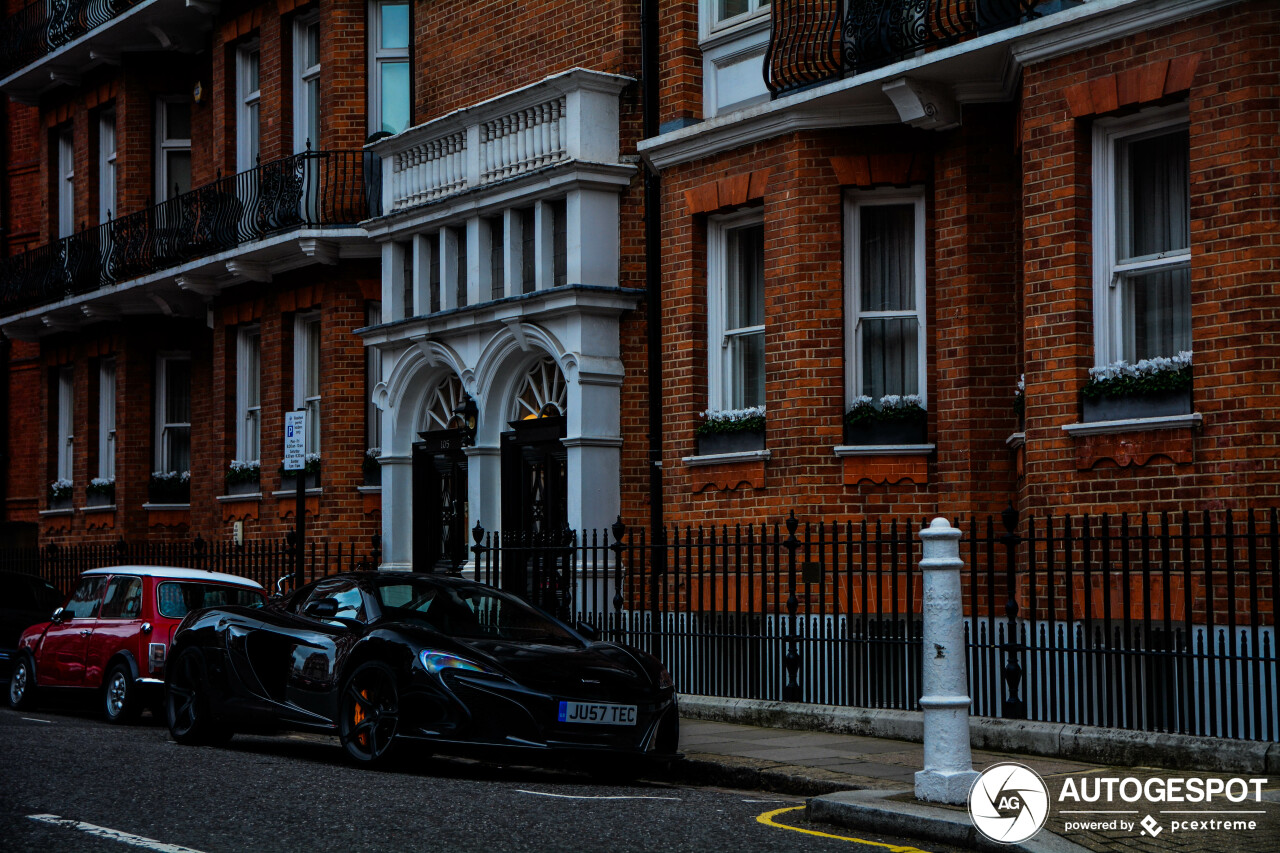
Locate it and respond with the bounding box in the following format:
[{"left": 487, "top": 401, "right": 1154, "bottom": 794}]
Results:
[
  {"left": 7, "top": 656, "right": 35, "bottom": 710},
  {"left": 103, "top": 662, "right": 140, "bottom": 724},
  {"left": 339, "top": 661, "right": 400, "bottom": 764},
  {"left": 166, "top": 648, "right": 231, "bottom": 745}
]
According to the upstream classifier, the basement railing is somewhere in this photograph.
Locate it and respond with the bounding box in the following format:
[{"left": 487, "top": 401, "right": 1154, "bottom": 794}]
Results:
[
  {"left": 764, "top": 0, "right": 1048, "bottom": 96},
  {"left": 0, "top": 149, "right": 379, "bottom": 315}
]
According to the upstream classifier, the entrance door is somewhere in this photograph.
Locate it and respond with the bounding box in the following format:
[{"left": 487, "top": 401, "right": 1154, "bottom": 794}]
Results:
[
  {"left": 500, "top": 416, "right": 570, "bottom": 616},
  {"left": 412, "top": 428, "right": 468, "bottom": 573}
]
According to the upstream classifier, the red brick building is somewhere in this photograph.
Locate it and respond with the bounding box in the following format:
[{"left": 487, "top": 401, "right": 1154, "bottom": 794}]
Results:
[{"left": 0, "top": 0, "right": 1275, "bottom": 565}]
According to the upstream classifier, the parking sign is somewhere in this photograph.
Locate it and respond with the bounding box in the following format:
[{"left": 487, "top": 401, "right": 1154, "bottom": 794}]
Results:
[{"left": 283, "top": 411, "right": 307, "bottom": 471}]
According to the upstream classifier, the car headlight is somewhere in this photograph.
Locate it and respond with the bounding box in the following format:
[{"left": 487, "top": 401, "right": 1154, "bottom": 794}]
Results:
[{"left": 419, "top": 650, "right": 490, "bottom": 675}]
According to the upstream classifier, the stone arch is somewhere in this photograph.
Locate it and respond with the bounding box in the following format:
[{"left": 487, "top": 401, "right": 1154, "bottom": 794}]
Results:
[
  {"left": 472, "top": 323, "right": 574, "bottom": 446},
  {"left": 378, "top": 341, "right": 469, "bottom": 456}
]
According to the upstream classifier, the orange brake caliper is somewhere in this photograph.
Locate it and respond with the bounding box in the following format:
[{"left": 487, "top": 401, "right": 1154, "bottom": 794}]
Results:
[{"left": 352, "top": 689, "right": 369, "bottom": 747}]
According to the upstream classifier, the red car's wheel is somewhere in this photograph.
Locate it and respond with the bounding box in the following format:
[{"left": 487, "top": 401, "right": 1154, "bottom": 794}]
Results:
[
  {"left": 7, "top": 655, "right": 36, "bottom": 710},
  {"left": 103, "top": 662, "right": 141, "bottom": 724}
]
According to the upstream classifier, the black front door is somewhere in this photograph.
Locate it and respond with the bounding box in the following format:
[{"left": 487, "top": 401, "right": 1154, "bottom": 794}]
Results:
[
  {"left": 412, "top": 429, "right": 468, "bottom": 573},
  {"left": 499, "top": 416, "right": 571, "bottom": 616}
]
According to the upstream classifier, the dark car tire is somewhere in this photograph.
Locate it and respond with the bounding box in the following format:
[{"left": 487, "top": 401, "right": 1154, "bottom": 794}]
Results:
[
  {"left": 166, "top": 648, "right": 233, "bottom": 746},
  {"left": 103, "top": 662, "right": 141, "bottom": 724},
  {"left": 7, "top": 655, "right": 36, "bottom": 711},
  {"left": 339, "top": 661, "right": 400, "bottom": 765}
]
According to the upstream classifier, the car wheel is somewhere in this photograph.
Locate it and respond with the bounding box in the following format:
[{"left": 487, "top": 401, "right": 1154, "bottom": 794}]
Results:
[
  {"left": 166, "top": 648, "right": 232, "bottom": 746},
  {"left": 339, "top": 661, "right": 400, "bottom": 765},
  {"left": 7, "top": 656, "right": 36, "bottom": 710},
  {"left": 103, "top": 662, "right": 141, "bottom": 724}
]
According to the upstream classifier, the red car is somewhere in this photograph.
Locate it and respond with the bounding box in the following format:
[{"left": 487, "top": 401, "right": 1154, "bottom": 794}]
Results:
[{"left": 6, "top": 566, "right": 265, "bottom": 722}]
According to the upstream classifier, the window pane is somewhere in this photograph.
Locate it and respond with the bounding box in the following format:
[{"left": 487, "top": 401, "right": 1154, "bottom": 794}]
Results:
[
  {"left": 100, "top": 577, "right": 142, "bottom": 619},
  {"left": 303, "top": 22, "right": 320, "bottom": 68},
  {"left": 520, "top": 208, "right": 536, "bottom": 293},
  {"left": 305, "top": 322, "right": 321, "bottom": 398},
  {"left": 860, "top": 204, "right": 915, "bottom": 311},
  {"left": 64, "top": 577, "right": 106, "bottom": 619},
  {"left": 718, "top": 0, "right": 749, "bottom": 19},
  {"left": 380, "top": 61, "right": 411, "bottom": 134},
  {"left": 306, "top": 79, "right": 320, "bottom": 147},
  {"left": 730, "top": 330, "right": 765, "bottom": 409},
  {"left": 1122, "top": 266, "right": 1191, "bottom": 361},
  {"left": 246, "top": 50, "right": 260, "bottom": 92},
  {"left": 166, "top": 152, "right": 192, "bottom": 197},
  {"left": 729, "top": 224, "right": 764, "bottom": 329},
  {"left": 166, "top": 426, "right": 191, "bottom": 472},
  {"left": 860, "top": 317, "right": 919, "bottom": 400},
  {"left": 166, "top": 361, "right": 191, "bottom": 423},
  {"left": 165, "top": 102, "right": 191, "bottom": 140},
  {"left": 380, "top": 2, "right": 409, "bottom": 49},
  {"left": 1127, "top": 129, "right": 1189, "bottom": 258},
  {"left": 488, "top": 216, "right": 504, "bottom": 300},
  {"left": 551, "top": 199, "right": 567, "bottom": 288},
  {"left": 246, "top": 333, "right": 261, "bottom": 407}
]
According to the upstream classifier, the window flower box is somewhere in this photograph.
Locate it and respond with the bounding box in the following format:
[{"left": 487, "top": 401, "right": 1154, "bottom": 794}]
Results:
[
  {"left": 695, "top": 406, "right": 765, "bottom": 455},
  {"left": 843, "top": 395, "right": 928, "bottom": 446},
  {"left": 149, "top": 471, "right": 190, "bottom": 504},
  {"left": 86, "top": 477, "right": 115, "bottom": 508},
  {"left": 48, "top": 478, "right": 73, "bottom": 511},
  {"left": 1082, "top": 353, "right": 1192, "bottom": 424},
  {"left": 226, "top": 460, "right": 261, "bottom": 496},
  {"left": 363, "top": 448, "right": 382, "bottom": 486}
]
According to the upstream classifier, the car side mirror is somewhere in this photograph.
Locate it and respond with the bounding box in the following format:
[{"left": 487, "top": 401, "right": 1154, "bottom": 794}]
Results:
[
  {"left": 51, "top": 607, "right": 70, "bottom": 623},
  {"left": 575, "top": 620, "right": 600, "bottom": 642},
  {"left": 303, "top": 599, "right": 338, "bottom": 619}
]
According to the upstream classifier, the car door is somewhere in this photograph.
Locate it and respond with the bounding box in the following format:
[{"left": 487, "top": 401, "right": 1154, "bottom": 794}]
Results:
[
  {"left": 245, "top": 579, "right": 365, "bottom": 724},
  {"left": 38, "top": 575, "right": 107, "bottom": 686},
  {"left": 86, "top": 575, "right": 143, "bottom": 688}
]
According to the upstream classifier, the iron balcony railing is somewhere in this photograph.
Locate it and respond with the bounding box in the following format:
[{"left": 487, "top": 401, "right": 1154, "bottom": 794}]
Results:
[
  {"left": 765, "top": 0, "right": 1042, "bottom": 96},
  {"left": 0, "top": 0, "right": 147, "bottom": 80},
  {"left": 0, "top": 149, "right": 380, "bottom": 315}
]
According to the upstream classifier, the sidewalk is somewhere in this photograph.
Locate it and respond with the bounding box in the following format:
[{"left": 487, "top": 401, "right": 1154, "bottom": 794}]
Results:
[{"left": 674, "top": 717, "right": 1280, "bottom": 853}]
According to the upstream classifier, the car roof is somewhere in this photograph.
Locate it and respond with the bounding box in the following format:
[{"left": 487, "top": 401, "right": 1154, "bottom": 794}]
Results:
[{"left": 80, "top": 566, "right": 264, "bottom": 590}]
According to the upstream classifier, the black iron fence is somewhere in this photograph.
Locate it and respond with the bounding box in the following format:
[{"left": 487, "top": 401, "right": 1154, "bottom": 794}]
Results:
[
  {"left": 765, "top": 0, "right": 1041, "bottom": 96},
  {"left": 0, "top": 0, "right": 146, "bottom": 80},
  {"left": 0, "top": 149, "right": 379, "bottom": 314},
  {"left": 1, "top": 536, "right": 380, "bottom": 595},
  {"left": 472, "top": 510, "right": 1280, "bottom": 742}
]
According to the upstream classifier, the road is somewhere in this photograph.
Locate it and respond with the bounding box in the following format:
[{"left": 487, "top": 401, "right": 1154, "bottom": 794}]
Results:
[{"left": 0, "top": 703, "right": 965, "bottom": 853}]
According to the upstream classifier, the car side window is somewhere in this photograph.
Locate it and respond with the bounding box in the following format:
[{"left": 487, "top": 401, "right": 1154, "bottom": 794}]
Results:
[
  {"left": 63, "top": 576, "right": 108, "bottom": 619},
  {"left": 304, "top": 581, "right": 367, "bottom": 623},
  {"left": 99, "top": 576, "right": 143, "bottom": 619}
]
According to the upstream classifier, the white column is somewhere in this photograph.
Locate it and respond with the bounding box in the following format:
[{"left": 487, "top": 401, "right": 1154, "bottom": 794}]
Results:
[
  {"left": 914, "top": 516, "right": 980, "bottom": 804},
  {"left": 566, "top": 188, "right": 619, "bottom": 288},
  {"left": 466, "top": 217, "right": 483, "bottom": 307},
  {"left": 379, "top": 454, "right": 413, "bottom": 571}
]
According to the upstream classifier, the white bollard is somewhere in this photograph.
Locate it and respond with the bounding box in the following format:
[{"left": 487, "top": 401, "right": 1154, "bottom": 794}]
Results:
[{"left": 914, "top": 516, "right": 980, "bottom": 804}]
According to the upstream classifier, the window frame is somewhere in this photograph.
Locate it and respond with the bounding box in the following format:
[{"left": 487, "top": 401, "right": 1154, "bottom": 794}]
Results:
[
  {"left": 293, "top": 311, "right": 322, "bottom": 455},
  {"left": 293, "top": 12, "right": 321, "bottom": 153},
  {"left": 56, "top": 126, "right": 75, "bottom": 239},
  {"left": 54, "top": 365, "right": 74, "bottom": 482},
  {"left": 843, "top": 188, "right": 928, "bottom": 407},
  {"left": 706, "top": 208, "right": 767, "bottom": 413},
  {"left": 155, "top": 353, "right": 192, "bottom": 474},
  {"left": 235, "top": 325, "right": 262, "bottom": 463},
  {"left": 702, "top": 0, "right": 771, "bottom": 39},
  {"left": 98, "top": 110, "right": 116, "bottom": 224},
  {"left": 97, "top": 357, "right": 116, "bottom": 480},
  {"left": 236, "top": 41, "right": 262, "bottom": 174},
  {"left": 155, "top": 97, "right": 192, "bottom": 200},
  {"left": 1091, "top": 104, "right": 1192, "bottom": 367},
  {"left": 368, "top": 0, "right": 410, "bottom": 136}
]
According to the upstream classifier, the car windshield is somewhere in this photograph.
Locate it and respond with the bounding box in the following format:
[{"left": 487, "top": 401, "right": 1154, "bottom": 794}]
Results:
[
  {"left": 372, "top": 578, "right": 576, "bottom": 644},
  {"left": 156, "top": 582, "right": 264, "bottom": 618}
]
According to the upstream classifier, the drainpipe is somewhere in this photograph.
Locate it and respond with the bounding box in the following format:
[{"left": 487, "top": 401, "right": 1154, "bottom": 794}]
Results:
[{"left": 641, "top": 0, "right": 664, "bottom": 541}]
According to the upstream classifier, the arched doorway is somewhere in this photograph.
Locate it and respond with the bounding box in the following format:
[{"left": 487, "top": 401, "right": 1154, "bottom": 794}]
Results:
[{"left": 412, "top": 374, "right": 473, "bottom": 572}]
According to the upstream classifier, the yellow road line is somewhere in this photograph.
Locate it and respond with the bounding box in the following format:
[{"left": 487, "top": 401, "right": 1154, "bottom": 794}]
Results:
[{"left": 756, "top": 806, "right": 935, "bottom": 852}]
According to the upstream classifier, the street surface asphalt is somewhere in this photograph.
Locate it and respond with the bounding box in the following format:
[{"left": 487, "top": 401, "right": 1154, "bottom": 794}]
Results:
[{"left": 0, "top": 701, "right": 970, "bottom": 853}]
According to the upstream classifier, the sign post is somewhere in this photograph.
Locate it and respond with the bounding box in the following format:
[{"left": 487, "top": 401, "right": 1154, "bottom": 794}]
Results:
[{"left": 283, "top": 410, "right": 307, "bottom": 590}]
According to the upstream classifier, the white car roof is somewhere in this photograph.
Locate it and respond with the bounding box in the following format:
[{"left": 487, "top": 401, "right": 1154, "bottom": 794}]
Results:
[{"left": 80, "top": 565, "right": 264, "bottom": 590}]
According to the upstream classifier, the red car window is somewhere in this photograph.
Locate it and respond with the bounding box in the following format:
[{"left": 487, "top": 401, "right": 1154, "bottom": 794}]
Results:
[
  {"left": 156, "top": 581, "right": 262, "bottom": 618},
  {"left": 99, "top": 576, "right": 143, "bottom": 619},
  {"left": 63, "top": 576, "right": 108, "bottom": 619}
]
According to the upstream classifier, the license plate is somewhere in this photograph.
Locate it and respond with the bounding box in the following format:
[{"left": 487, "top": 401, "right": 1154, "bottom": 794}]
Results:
[{"left": 558, "top": 701, "right": 637, "bottom": 726}]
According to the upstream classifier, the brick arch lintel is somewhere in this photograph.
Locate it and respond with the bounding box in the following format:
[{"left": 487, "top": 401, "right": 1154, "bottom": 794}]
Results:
[{"left": 1062, "top": 53, "right": 1202, "bottom": 120}]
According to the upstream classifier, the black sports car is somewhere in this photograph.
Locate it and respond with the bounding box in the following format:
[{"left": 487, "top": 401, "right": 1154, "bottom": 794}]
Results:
[{"left": 165, "top": 572, "right": 680, "bottom": 772}]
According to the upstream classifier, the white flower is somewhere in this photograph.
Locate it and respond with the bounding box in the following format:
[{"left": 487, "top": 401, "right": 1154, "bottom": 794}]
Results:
[
  {"left": 50, "top": 478, "right": 73, "bottom": 490},
  {"left": 229, "top": 459, "right": 261, "bottom": 473},
  {"left": 89, "top": 477, "right": 114, "bottom": 488},
  {"left": 1015, "top": 374, "right": 1025, "bottom": 396},
  {"left": 305, "top": 452, "right": 322, "bottom": 464},
  {"left": 700, "top": 405, "right": 766, "bottom": 424},
  {"left": 365, "top": 448, "right": 381, "bottom": 459},
  {"left": 1090, "top": 351, "right": 1192, "bottom": 383}
]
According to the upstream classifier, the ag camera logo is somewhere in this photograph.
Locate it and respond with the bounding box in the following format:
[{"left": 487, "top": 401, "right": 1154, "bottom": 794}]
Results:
[{"left": 969, "top": 762, "right": 1051, "bottom": 844}]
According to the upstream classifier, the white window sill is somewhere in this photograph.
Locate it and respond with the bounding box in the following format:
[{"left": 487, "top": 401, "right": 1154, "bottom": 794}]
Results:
[
  {"left": 39, "top": 508, "right": 75, "bottom": 518},
  {"left": 81, "top": 504, "right": 117, "bottom": 514},
  {"left": 216, "top": 493, "right": 262, "bottom": 502},
  {"left": 682, "top": 449, "right": 771, "bottom": 466},
  {"left": 356, "top": 485, "right": 382, "bottom": 494},
  {"left": 1062, "top": 413, "right": 1202, "bottom": 437},
  {"left": 834, "top": 444, "right": 935, "bottom": 457},
  {"left": 142, "top": 503, "right": 190, "bottom": 511},
  {"left": 1006, "top": 432, "right": 1026, "bottom": 449},
  {"left": 271, "top": 488, "right": 323, "bottom": 498}
]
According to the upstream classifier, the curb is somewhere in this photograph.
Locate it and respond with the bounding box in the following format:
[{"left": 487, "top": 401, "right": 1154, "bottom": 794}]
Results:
[
  {"left": 665, "top": 752, "right": 903, "bottom": 798},
  {"left": 807, "top": 789, "right": 1092, "bottom": 853},
  {"left": 679, "top": 695, "right": 1279, "bottom": 774}
]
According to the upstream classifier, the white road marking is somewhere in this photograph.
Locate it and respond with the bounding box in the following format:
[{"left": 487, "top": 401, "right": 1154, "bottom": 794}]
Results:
[
  {"left": 515, "top": 789, "right": 681, "bottom": 801},
  {"left": 742, "top": 799, "right": 801, "bottom": 803},
  {"left": 21, "top": 717, "right": 53, "bottom": 724},
  {"left": 27, "top": 814, "right": 207, "bottom": 853}
]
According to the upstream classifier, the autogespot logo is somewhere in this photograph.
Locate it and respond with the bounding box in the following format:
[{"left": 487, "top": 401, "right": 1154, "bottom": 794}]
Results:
[{"left": 969, "top": 762, "right": 1051, "bottom": 844}]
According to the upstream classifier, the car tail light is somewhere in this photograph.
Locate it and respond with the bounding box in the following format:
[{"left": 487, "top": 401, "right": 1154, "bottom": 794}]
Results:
[{"left": 148, "top": 642, "right": 166, "bottom": 674}]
